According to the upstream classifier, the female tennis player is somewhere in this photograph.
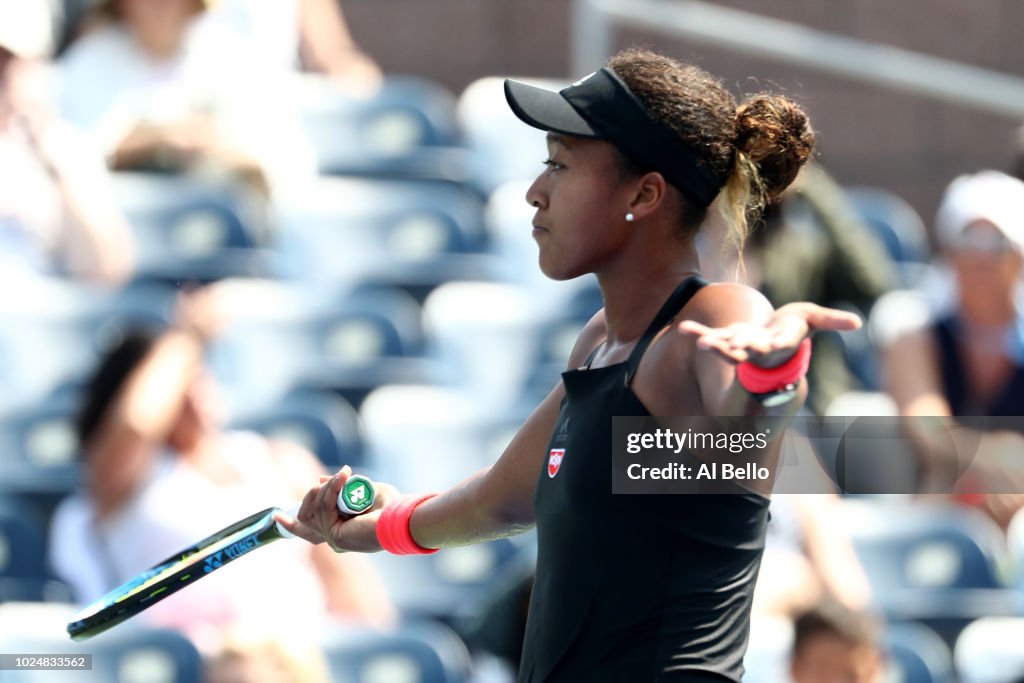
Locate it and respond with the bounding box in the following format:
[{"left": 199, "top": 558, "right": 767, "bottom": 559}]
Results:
[{"left": 279, "top": 49, "right": 861, "bottom": 682}]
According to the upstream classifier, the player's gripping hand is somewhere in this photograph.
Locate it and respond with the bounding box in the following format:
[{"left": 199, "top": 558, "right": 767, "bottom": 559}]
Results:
[{"left": 274, "top": 466, "right": 399, "bottom": 552}]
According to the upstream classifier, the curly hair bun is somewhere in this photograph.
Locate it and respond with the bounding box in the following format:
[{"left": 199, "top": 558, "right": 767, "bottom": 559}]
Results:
[{"left": 734, "top": 95, "right": 815, "bottom": 200}]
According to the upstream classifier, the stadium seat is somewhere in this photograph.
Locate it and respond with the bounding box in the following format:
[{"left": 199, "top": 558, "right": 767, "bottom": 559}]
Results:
[
  {"left": 954, "top": 617, "right": 1024, "bottom": 683},
  {"left": 0, "top": 400, "right": 82, "bottom": 500},
  {"left": 232, "top": 390, "right": 366, "bottom": 470},
  {"left": 0, "top": 503, "right": 49, "bottom": 581},
  {"left": 457, "top": 76, "right": 563, "bottom": 195},
  {"left": 422, "top": 281, "right": 541, "bottom": 404},
  {"left": 484, "top": 180, "right": 552, "bottom": 291},
  {"left": 351, "top": 255, "right": 503, "bottom": 307},
  {"left": 111, "top": 172, "right": 266, "bottom": 252},
  {"left": 0, "top": 279, "right": 173, "bottom": 409},
  {"left": 0, "top": 604, "right": 202, "bottom": 683},
  {"left": 885, "top": 621, "right": 955, "bottom": 683},
  {"left": 321, "top": 621, "right": 472, "bottom": 683},
  {"left": 292, "top": 356, "right": 444, "bottom": 414},
  {"left": 291, "top": 74, "right": 472, "bottom": 181},
  {"left": 743, "top": 616, "right": 955, "bottom": 683},
  {"left": 841, "top": 501, "right": 1006, "bottom": 590},
  {"left": 844, "top": 187, "right": 931, "bottom": 287},
  {"left": 314, "top": 286, "right": 429, "bottom": 362},
  {"left": 276, "top": 176, "right": 489, "bottom": 285},
  {"left": 209, "top": 281, "right": 433, "bottom": 412},
  {"left": 838, "top": 500, "right": 1024, "bottom": 646},
  {"left": 368, "top": 535, "right": 536, "bottom": 628},
  {"left": 360, "top": 384, "right": 504, "bottom": 491},
  {"left": 110, "top": 172, "right": 280, "bottom": 284},
  {"left": 0, "top": 500, "right": 73, "bottom": 604},
  {"left": 520, "top": 280, "right": 604, "bottom": 405}
]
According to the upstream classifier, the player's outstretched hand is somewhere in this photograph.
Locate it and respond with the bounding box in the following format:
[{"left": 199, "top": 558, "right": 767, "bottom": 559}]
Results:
[
  {"left": 677, "top": 302, "right": 861, "bottom": 368},
  {"left": 274, "top": 466, "right": 398, "bottom": 552}
]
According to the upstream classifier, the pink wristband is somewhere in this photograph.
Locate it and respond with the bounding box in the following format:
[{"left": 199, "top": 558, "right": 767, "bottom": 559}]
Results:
[
  {"left": 376, "top": 493, "right": 439, "bottom": 555},
  {"left": 736, "top": 338, "right": 812, "bottom": 394}
]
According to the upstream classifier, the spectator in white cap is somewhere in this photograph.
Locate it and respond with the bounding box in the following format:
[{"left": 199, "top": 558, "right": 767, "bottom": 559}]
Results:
[
  {"left": 0, "top": 0, "right": 134, "bottom": 284},
  {"left": 936, "top": 170, "right": 1024, "bottom": 255},
  {"left": 882, "top": 169, "right": 1024, "bottom": 529}
]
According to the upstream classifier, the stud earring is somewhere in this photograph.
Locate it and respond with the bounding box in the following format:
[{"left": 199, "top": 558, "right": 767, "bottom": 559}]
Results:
[{"left": 625, "top": 212, "right": 635, "bottom": 222}]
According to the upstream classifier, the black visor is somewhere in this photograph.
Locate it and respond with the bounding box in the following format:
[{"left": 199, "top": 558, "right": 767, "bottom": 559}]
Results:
[{"left": 504, "top": 68, "right": 724, "bottom": 208}]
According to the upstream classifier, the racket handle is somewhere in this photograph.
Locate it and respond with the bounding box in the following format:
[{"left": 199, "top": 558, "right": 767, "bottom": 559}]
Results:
[
  {"left": 337, "top": 474, "right": 376, "bottom": 515},
  {"left": 276, "top": 474, "right": 377, "bottom": 539},
  {"left": 277, "top": 504, "right": 302, "bottom": 539}
]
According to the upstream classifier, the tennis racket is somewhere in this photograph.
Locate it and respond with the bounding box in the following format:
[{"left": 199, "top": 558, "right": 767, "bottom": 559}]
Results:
[{"left": 66, "top": 474, "right": 376, "bottom": 641}]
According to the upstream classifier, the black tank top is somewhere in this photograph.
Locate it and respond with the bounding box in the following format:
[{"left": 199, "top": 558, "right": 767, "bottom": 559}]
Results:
[
  {"left": 933, "top": 314, "right": 1024, "bottom": 417},
  {"left": 519, "top": 276, "right": 771, "bottom": 683}
]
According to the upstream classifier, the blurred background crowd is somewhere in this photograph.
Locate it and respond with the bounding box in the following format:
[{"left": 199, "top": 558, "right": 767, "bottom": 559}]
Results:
[{"left": 2, "top": 0, "right": 1024, "bottom": 682}]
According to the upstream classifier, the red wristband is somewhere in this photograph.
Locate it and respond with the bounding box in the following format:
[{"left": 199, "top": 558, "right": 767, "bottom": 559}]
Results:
[
  {"left": 376, "top": 493, "right": 439, "bottom": 555},
  {"left": 736, "top": 338, "right": 812, "bottom": 394}
]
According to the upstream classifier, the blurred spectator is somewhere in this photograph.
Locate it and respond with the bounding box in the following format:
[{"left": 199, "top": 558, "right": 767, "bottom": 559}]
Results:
[
  {"left": 207, "top": 0, "right": 381, "bottom": 94},
  {"left": 0, "top": 1, "right": 134, "bottom": 285},
  {"left": 58, "top": 0, "right": 316, "bottom": 196},
  {"left": 755, "top": 494, "right": 872, "bottom": 618},
  {"left": 881, "top": 170, "right": 1024, "bottom": 528},
  {"left": 703, "top": 163, "right": 896, "bottom": 414},
  {"left": 205, "top": 625, "right": 331, "bottom": 683},
  {"left": 48, "top": 286, "right": 396, "bottom": 656},
  {"left": 790, "top": 600, "right": 886, "bottom": 683}
]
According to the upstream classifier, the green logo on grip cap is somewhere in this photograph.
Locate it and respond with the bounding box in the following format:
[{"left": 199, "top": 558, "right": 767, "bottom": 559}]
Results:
[{"left": 341, "top": 476, "right": 374, "bottom": 513}]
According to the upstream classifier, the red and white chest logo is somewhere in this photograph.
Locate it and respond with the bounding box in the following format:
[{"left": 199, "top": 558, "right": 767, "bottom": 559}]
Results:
[{"left": 547, "top": 449, "right": 566, "bottom": 478}]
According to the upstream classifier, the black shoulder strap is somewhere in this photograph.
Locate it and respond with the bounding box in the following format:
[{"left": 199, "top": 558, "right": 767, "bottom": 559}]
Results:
[{"left": 624, "top": 275, "right": 709, "bottom": 385}]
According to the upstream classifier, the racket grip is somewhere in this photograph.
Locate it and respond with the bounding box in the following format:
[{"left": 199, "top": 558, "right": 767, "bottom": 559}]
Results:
[
  {"left": 337, "top": 474, "right": 376, "bottom": 515},
  {"left": 277, "top": 504, "right": 302, "bottom": 539},
  {"left": 275, "top": 474, "right": 377, "bottom": 539}
]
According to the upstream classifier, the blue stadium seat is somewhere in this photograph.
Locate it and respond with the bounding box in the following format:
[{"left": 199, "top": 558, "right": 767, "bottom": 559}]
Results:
[
  {"left": 845, "top": 187, "right": 931, "bottom": 287},
  {"left": 293, "top": 357, "right": 444, "bottom": 412},
  {"left": 111, "top": 172, "right": 266, "bottom": 253},
  {"left": 206, "top": 281, "right": 429, "bottom": 412},
  {"left": 110, "top": 172, "right": 280, "bottom": 284},
  {"left": 0, "top": 503, "right": 49, "bottom": 581},
  {"left": 843, "top": 502, "right": 1005, "bottom": 590},
  {"left": 359, "top": 385, "right": 528, "bottom": 493},
  {"left": 954, "top": 617, "right": 1024, "bottom": 683},
  {"left": 0, "top": 623, "right": 202, "bottom": 683},
  {"left": 0, "top": 400, "right": 82, "bottom": 500},
  {"left": 457, "top": 76, "right": 561, "bottom": 195},
  {"left": 840, "top": 501, "right": 1024, "bottom": 646},
  {"left": 321, "top": 621, "right": 472, "bottom": 683},
  {"left": 312, "top": 286, "right": 428, "bottom": 362},
  {"left": 885, "top": 621, "right": 955, "bottom": 683},
  {"left": 0, "top": 280, "right": 173, "bottom": 409},
  {"left": 368, "top": 536, "right": 535, "bottom": 627},
  {"left": 521, "top": 280, "right": 604, "bottom": 404},
  {"left": 351, "top": 255, "right": 502, "bottom": 307},
  {"left": 276, "top": 176, "right": 489, "bottom": 283},
  {"left": 293, "top": 74, "right": 472, "bottom": 181},
  {"left": 0, "top": 500, "right": 72, "bottom": 604},
  {"left": 233, "top": 390, "right": 366, "bottom": 470}
]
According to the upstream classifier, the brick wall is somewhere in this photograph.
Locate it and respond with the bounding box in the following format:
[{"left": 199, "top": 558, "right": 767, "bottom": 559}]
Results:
[{"left": 343, "top": 0, "right": 1024, "bottom": 230}]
